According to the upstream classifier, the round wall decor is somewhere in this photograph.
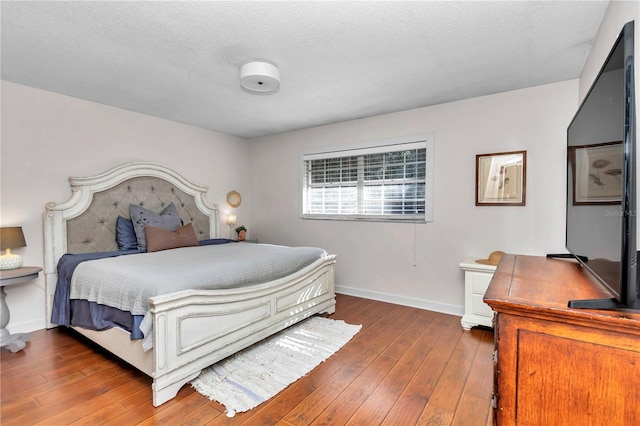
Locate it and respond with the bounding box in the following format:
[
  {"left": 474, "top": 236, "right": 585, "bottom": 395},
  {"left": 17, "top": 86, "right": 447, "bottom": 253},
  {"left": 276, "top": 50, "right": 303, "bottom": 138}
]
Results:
[{"left": 226, "top": 190, "right": 242, "bottom": 208}]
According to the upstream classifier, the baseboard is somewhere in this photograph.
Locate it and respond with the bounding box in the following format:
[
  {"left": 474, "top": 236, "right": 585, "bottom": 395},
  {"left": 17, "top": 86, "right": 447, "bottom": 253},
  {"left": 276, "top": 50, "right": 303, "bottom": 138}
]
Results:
[
  {"left": 335, "top": 285, "right": 464, "bottom": 317},
  {"left": 8, "top": 318, "right": 45, "bottom": 334}
]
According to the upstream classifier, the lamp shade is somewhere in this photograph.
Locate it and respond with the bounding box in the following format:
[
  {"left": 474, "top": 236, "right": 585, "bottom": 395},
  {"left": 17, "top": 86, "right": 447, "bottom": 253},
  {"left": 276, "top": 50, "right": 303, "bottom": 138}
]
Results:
[{"left": 1, "top": 227, "right": 26, "bottom": 250}]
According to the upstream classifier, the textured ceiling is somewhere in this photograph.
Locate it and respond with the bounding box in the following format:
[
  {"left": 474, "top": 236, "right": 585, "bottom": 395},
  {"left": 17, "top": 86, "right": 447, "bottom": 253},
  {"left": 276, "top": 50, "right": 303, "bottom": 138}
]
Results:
[{"left": 1, "top": 1, "right": 609, "bottom": 139}]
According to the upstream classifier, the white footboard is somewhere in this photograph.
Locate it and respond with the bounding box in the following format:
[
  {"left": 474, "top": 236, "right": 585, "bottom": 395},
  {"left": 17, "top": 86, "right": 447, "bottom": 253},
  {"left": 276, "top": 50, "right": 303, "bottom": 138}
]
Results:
[{"left": 149, "top": 255, "right": 336, "bottom": 406}]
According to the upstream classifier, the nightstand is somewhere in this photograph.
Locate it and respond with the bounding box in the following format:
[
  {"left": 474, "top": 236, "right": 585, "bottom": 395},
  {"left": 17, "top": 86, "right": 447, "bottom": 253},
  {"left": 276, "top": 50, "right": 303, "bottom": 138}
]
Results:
[
  {"left": 0, "top": 266, "right": 41, "bottom": 352},
  {"left": 459, "top": 259, "right": 496, "bottom": 330}
]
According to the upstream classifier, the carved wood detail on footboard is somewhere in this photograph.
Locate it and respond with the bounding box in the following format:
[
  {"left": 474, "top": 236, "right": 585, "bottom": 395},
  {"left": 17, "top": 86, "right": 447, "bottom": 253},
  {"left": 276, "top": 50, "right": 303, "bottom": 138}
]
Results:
[{"left": 149, "top": 255, "right": 336, "bottom": 406}]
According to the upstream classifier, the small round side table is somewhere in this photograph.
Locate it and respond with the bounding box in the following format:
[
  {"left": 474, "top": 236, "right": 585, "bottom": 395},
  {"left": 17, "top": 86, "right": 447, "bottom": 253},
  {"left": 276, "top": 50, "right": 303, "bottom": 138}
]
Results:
[{"left": 0, "top": 266, "right": 41, "bottom": 352}]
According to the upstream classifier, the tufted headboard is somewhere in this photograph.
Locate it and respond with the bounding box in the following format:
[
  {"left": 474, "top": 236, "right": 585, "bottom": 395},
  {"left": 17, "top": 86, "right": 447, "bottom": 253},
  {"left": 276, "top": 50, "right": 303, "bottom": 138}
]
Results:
[
  {"left": 66, "top": 176, "right": 212, "bottom": 253},
  {"left": 43, "top": 162, "right": 220, "bottom": 328}
]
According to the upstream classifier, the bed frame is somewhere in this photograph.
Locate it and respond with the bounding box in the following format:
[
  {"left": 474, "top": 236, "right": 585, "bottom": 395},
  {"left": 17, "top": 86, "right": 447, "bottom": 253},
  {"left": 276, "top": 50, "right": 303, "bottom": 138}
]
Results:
[{"left": 43, "top": 162, "right": 336, "bottom": 406}]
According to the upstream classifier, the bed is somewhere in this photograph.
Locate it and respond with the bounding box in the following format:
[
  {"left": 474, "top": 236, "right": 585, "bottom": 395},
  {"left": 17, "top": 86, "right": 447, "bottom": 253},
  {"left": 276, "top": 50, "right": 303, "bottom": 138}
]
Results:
[{"left": 43, "top": 161, "right": 336, "bottom": 406}]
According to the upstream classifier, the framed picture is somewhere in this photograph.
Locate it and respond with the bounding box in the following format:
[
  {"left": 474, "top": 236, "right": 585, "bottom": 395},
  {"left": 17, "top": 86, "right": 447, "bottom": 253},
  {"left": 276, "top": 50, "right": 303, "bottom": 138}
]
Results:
[
  {"left": 569, "top": 141, "right": 622, "bottom": 205},
  {"left": 476, "top": 150, "right": 526, "bottom": 206}
]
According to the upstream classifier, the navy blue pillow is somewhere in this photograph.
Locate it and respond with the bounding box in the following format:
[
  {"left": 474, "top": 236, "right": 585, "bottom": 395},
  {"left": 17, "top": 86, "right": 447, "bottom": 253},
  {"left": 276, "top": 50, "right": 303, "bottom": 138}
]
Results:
[{"left": 116, "top": 216, "right": 138, "bottom": 251}]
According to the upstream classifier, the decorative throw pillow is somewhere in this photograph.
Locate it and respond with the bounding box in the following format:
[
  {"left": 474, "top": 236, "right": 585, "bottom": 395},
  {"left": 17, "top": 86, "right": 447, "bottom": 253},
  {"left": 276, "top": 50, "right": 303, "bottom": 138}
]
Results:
[
  {"left": 116, "top": 216, "right": 138, "bottom": 251},
  {"left": 129, "top": 203, "right": 181, "bottom": 251},
  {"left": 145, "top": 223, "right": 199, "bottom": 253}
]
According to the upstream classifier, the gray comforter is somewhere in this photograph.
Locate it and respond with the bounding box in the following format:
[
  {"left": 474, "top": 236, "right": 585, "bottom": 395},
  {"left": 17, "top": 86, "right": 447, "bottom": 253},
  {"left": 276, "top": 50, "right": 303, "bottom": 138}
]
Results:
[{"left": 70, "top": 243, "right": 327, "bottom": 316}]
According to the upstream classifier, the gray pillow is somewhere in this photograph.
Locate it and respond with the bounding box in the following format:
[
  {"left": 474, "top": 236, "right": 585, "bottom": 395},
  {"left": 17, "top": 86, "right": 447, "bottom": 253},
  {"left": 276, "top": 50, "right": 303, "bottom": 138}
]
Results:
[{"left": 129, "top": 203, "right": 181, "bottom": 251}]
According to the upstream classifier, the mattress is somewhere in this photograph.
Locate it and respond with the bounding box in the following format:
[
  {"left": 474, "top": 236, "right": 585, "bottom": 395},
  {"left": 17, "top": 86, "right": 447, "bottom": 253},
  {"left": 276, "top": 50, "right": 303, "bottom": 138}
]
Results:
[{"left": 52, "top": 242, "right": 327, "bottom": 345}]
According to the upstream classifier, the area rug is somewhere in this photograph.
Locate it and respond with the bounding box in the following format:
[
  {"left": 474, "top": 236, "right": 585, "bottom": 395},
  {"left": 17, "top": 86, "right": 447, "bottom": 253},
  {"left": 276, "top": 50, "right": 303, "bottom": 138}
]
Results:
[{"left": 191, "top": 316, "right": 361, "bottom": 417}]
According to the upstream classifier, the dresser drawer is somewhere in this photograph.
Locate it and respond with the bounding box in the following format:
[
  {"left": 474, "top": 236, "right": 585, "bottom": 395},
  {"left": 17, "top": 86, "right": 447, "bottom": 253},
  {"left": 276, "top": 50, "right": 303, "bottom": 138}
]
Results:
[
  {"left": 471, "top": 272, "right": 493, "bottom": 294},
  {"left": 472, "top": 294, "right": 494, "bottom": 317}
]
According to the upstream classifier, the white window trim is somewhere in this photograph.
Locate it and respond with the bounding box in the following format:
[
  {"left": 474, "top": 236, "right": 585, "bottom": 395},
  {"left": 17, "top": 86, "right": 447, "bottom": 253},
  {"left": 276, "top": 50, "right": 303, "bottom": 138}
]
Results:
[{"left": 299, "top": 134, "right": 435, "bottom": 223}]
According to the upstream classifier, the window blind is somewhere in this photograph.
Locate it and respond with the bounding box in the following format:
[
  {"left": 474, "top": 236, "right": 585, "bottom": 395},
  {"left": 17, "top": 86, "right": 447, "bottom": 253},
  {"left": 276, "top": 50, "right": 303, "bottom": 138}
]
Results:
[{"left": 302, "top": 137, "right": 433, "bottom": 222}]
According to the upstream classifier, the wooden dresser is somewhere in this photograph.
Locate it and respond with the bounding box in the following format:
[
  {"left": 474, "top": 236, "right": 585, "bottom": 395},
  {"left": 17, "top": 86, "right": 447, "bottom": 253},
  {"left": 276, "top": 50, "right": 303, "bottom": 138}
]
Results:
[{"left": 484, "top": 254, "right": 640, "bottom": 425}]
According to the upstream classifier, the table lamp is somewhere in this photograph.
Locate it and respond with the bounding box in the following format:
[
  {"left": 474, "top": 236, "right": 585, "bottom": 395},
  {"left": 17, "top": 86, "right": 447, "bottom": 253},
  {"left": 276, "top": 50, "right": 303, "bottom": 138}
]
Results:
[{"left": 1, "top": 227, "right": 26, "bottom": 270}]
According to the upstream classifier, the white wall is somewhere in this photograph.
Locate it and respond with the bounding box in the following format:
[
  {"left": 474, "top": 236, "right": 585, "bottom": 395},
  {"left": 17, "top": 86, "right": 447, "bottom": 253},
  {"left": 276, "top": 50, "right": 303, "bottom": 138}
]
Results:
[
  {"left": 579, "top": 0, "right": 639, "bottom": 100},
  {"left": 0, "top": 81, "right": 252, "bottom": 333},
  {"left": 249, "top": 80, "right": 578, "bottom": 314}
]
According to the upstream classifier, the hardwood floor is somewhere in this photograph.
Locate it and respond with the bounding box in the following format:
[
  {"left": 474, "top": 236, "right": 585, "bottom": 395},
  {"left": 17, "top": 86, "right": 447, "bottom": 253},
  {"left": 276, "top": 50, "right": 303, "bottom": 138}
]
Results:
[{"left": 1, "top": 295, "right": 494, "bottom": 425}]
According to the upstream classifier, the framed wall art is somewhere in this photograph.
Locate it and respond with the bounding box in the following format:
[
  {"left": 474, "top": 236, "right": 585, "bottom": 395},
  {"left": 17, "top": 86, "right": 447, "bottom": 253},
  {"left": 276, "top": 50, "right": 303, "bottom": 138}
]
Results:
[
  {"left": 569, "top": 141, "right": 622, "bottom": 205},
  {"left": 476, "top": 150, "right": 526, "bottom": 206}
]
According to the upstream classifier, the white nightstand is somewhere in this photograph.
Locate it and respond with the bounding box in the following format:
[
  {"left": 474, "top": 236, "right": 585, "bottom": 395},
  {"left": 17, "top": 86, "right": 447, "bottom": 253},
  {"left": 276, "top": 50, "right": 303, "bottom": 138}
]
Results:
[
  {"left": 459, "top": 259, "right": 496, "bottom": 330},
  {"left": 0, "top": 266, "right": 41, "bottom": 352}
]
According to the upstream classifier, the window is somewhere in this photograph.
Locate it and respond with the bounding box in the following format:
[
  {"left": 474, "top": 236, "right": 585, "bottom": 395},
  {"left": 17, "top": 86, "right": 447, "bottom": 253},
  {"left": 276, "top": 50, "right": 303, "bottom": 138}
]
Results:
[{"left": 301, "top": 135, "right": 434, "bottom": 222}]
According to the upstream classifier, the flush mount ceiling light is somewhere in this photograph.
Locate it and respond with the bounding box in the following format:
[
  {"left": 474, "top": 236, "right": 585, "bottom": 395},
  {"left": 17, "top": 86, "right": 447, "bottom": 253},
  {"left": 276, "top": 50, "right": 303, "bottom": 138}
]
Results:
[{"left": 240, "top": 61, "right": 280, "bottom": 95}]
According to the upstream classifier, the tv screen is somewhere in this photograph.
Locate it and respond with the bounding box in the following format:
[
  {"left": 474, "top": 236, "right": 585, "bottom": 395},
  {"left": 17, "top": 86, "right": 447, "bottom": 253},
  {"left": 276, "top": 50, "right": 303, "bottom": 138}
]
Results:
[{"left": 565, "top": 20, "right": 637, "bottom": 310}]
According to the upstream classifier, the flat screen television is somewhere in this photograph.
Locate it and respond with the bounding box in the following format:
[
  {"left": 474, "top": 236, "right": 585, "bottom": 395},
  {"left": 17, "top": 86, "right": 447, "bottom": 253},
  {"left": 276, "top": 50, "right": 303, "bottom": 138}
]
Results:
[{"left": 564, "top": 20, "right": 637, "bottom": 310}]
